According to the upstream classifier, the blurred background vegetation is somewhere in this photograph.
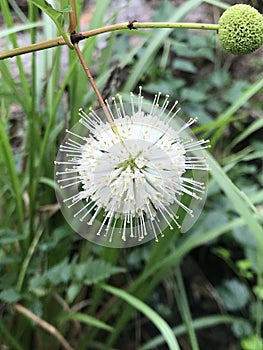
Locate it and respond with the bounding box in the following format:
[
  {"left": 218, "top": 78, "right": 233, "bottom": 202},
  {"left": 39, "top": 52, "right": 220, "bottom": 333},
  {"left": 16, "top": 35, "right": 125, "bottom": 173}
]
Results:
[{"left": 0, "top": 0, "right": 263, "bottom": 349}]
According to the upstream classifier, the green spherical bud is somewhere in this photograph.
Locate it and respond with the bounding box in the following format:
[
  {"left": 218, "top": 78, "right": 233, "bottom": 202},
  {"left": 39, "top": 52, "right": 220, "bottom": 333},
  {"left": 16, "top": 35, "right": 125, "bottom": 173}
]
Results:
[{"left": 218, "top": 4, "right": 263, "bottom": 54}]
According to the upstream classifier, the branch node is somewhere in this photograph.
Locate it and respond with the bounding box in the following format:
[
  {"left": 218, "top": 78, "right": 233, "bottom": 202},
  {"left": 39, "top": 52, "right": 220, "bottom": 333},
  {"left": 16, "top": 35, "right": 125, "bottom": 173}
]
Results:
[
  {"left": 128, "top": 20, "right": 137, "bottom": 30},
  {"left": 70, "top": 32, "right": 85, "bottom": 45}
]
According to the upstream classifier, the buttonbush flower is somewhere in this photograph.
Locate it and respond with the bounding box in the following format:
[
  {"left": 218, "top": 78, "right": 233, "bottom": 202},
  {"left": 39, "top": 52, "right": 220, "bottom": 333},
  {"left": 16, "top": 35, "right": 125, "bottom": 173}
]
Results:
[{"left": 55, "top": 89, "right": 209, "bottom": 248}]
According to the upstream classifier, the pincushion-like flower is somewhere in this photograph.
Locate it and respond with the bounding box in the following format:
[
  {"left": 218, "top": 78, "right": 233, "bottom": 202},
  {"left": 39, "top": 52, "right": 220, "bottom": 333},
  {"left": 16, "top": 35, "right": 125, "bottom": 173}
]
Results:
[
  {"left": 55, "top": 89, "right": 209, "bottom": 248},
  {"left": 218, "top": 4, "right": 263, "bottom": 54}
]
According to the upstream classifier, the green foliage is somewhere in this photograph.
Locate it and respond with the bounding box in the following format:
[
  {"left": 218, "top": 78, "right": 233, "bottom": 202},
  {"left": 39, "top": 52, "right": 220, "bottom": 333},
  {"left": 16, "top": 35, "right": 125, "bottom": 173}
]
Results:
[
  {"left": 29, "top": 0, "right": 72, "bottom": 46},
  {"left": 29, "top": 257, "right": 125, "bottom": 295},
  {"left": 0, "top": 288, "right": 21, "bottom": 303},
  {"left": 102, "top": 284, "right": 181, "bottom": 350},
  {"left": 216, "top": 279, "right": 250, "bottom": 311},
  {"left": 241, "top": 335, "right": 263, "bottom": 350}
]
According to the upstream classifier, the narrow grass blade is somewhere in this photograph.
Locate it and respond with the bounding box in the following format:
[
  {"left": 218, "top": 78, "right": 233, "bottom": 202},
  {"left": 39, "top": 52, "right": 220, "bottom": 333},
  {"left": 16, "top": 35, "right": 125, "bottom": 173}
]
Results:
[
  {"left": 0, "top": 0, "right": 31, "bottom": 109},
  {"left": 140, "top": 315, "right": 237, "bottom": 350},
  {"left": 16, "top": 229, "right": 44, "bottom": 292},
  {"left": 0, "top": 120, "right": 24, "bottom": 236},
  {"left": 8, "top": 0, "right": 29, "bottom": 23},
  {"left": 0, "top": 22, "right": 44, "bottom": 37},
  {"left": 206, "top": 151, "right": 263, "bottom": 249},
  {"left": 102, "top": 284, "right": 181, "bottom": 350},
  {"left": 203, "top": 0, "right": 229, "bottom": 9},
  {"left": 104, "top": 196, "right": 252, "bottom": 345},
  {"left": 0, "top": 61, "right": 27, "bottom": 110},
  {"left": 0, "top": 321, "right": 24, "bottom": 350},
  {"left": 59, "top": 312, "right": 113, "bottom": 332},
  {"left": 229, "top": 117, "right": 263, "bottom": 151},
  {"left": 174, "top": 267, "right": 200, "bottom": 350},
  {"left": 211, "top": 74, "right": 263, "bottom": 147}
]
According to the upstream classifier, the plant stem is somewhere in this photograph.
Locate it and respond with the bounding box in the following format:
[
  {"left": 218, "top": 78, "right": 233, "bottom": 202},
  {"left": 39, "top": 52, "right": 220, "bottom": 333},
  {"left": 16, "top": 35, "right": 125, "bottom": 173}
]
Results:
[
  {"left": 74, "top": 43, "right": 124, "bottom": 141},
  {"left": 174, "top": 266, "right": 200, "bottom": 350},
  {"left": 256, "top": 251, "right": 263, "bottom": 338},
  {"left": 0, "top": 22, "right": 219, "bottom": 60},
  {"left": 73, "top": 44, "right": 113, "bottom": 122},
  {"left": 16, "top": 229, "right": 43, "bottom": 292},
  {"left": 13, "top": 304, "right": 74, "bottom": 350}
]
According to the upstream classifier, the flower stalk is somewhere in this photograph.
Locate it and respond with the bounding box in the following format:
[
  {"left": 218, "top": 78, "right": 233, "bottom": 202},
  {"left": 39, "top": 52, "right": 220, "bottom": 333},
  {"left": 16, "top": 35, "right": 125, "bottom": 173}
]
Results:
[
  {"left": 73, "top": 44, "right": 111, "bottom": 121},
  {"left": 0, "top": 22, "right": 219, "bottom": 60},
  {"left": 74, "top": 43, "right": 125, "bottom": 142}
]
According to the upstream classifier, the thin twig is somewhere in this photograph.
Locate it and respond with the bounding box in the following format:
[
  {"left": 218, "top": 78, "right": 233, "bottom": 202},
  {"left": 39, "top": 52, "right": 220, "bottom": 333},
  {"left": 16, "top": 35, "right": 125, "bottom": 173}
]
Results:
[
  {"left": 74, "top": 44, "right": 111, "bottom": 122},
  {"left": 74, "top": 43, "right": 124, "bottom": 143},
  {"left": 0, "top": 22, "right": 219, "bottom": 60},
  {"left": 14, "top": 304, "right": 75, "bottom": 350}
]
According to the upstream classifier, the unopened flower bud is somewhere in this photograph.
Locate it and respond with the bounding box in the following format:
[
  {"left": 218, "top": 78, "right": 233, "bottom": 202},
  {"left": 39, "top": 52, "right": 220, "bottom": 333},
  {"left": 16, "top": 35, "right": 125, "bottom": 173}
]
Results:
[{"left": 218, "top": 4, "right": 263, "bottom": 54}]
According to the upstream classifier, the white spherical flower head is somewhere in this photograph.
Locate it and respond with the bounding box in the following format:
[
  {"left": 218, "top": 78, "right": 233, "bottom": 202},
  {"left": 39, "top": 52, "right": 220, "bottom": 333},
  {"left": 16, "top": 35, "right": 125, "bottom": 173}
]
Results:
[{"left": 55, "top": 89, "right": 209, "bottom": 248}]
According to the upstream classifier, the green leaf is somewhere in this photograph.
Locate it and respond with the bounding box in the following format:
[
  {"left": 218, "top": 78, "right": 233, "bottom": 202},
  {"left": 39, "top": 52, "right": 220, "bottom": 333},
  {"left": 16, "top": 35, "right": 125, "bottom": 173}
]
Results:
[
  {"left": 59, "top": 312, "right": 113, "bottom": 332},
  {"left": 0, "top": 228, "right": 27, "bottom": 244},
  {"left": 0, "top": 288, "right": 21, "bottom": 303},
  {"left": 210, "top": 68, "right": 230, "bottom": 88},
  {"left": 217, "top": 279, "right": 249, "bottom": 311},
  {"left": 39, "top": 227, "right": 71, "bottom": 252},
  {"left": 253, "top": 286, "right": 263, "bottom": 300},
  {"left": 223, "top": 80, "right": 249, "bottom": 104},
  {"left": 30, "top": 258, "right": 73, "bottom": 290},
  {"left": 46, "top": 258, "right": 73, "bottom": 284},
  {"left": 171, "top": 40, "right": 214, "bottom": 61},
  {"left": 232, "top": 226, "right": 257, "bottom": 249},
  {"left": 181, "top": 87, "right": 207, "bottom": 102},
  {"left": 29, "top": 0, "right": 72, "bottom": 47},
  {"left": 241, "top": 335, "right": 263, "bottom": 350},
  {"left": 237, "top": 259, "right": 253, "bottom": 272},
  {"left": 102, "top": 284, "right": 180, "bottom": 350},
  {"left": 232, "top": 319, "right": 253, "bottom": 338},
  {"left": 66, "top": 284, "right": 81, "bottom": 303},
  {"left": 30, "top": 258, "right": 124, "bottom": 292},
  {"left": 237, "top": 260, "right": 253, "bottom": 279},
  {"left": 173, "top": 59, "right": 197, "bottom": 73},
  {"left": 213, "top": 247, "right": 231, "bottom": 260},
  {"left": 74, "top": 258, "right": 125, "bottom": 285},
  {"left": 0, "top": 256, "right": 20, "bottom": 266}
]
